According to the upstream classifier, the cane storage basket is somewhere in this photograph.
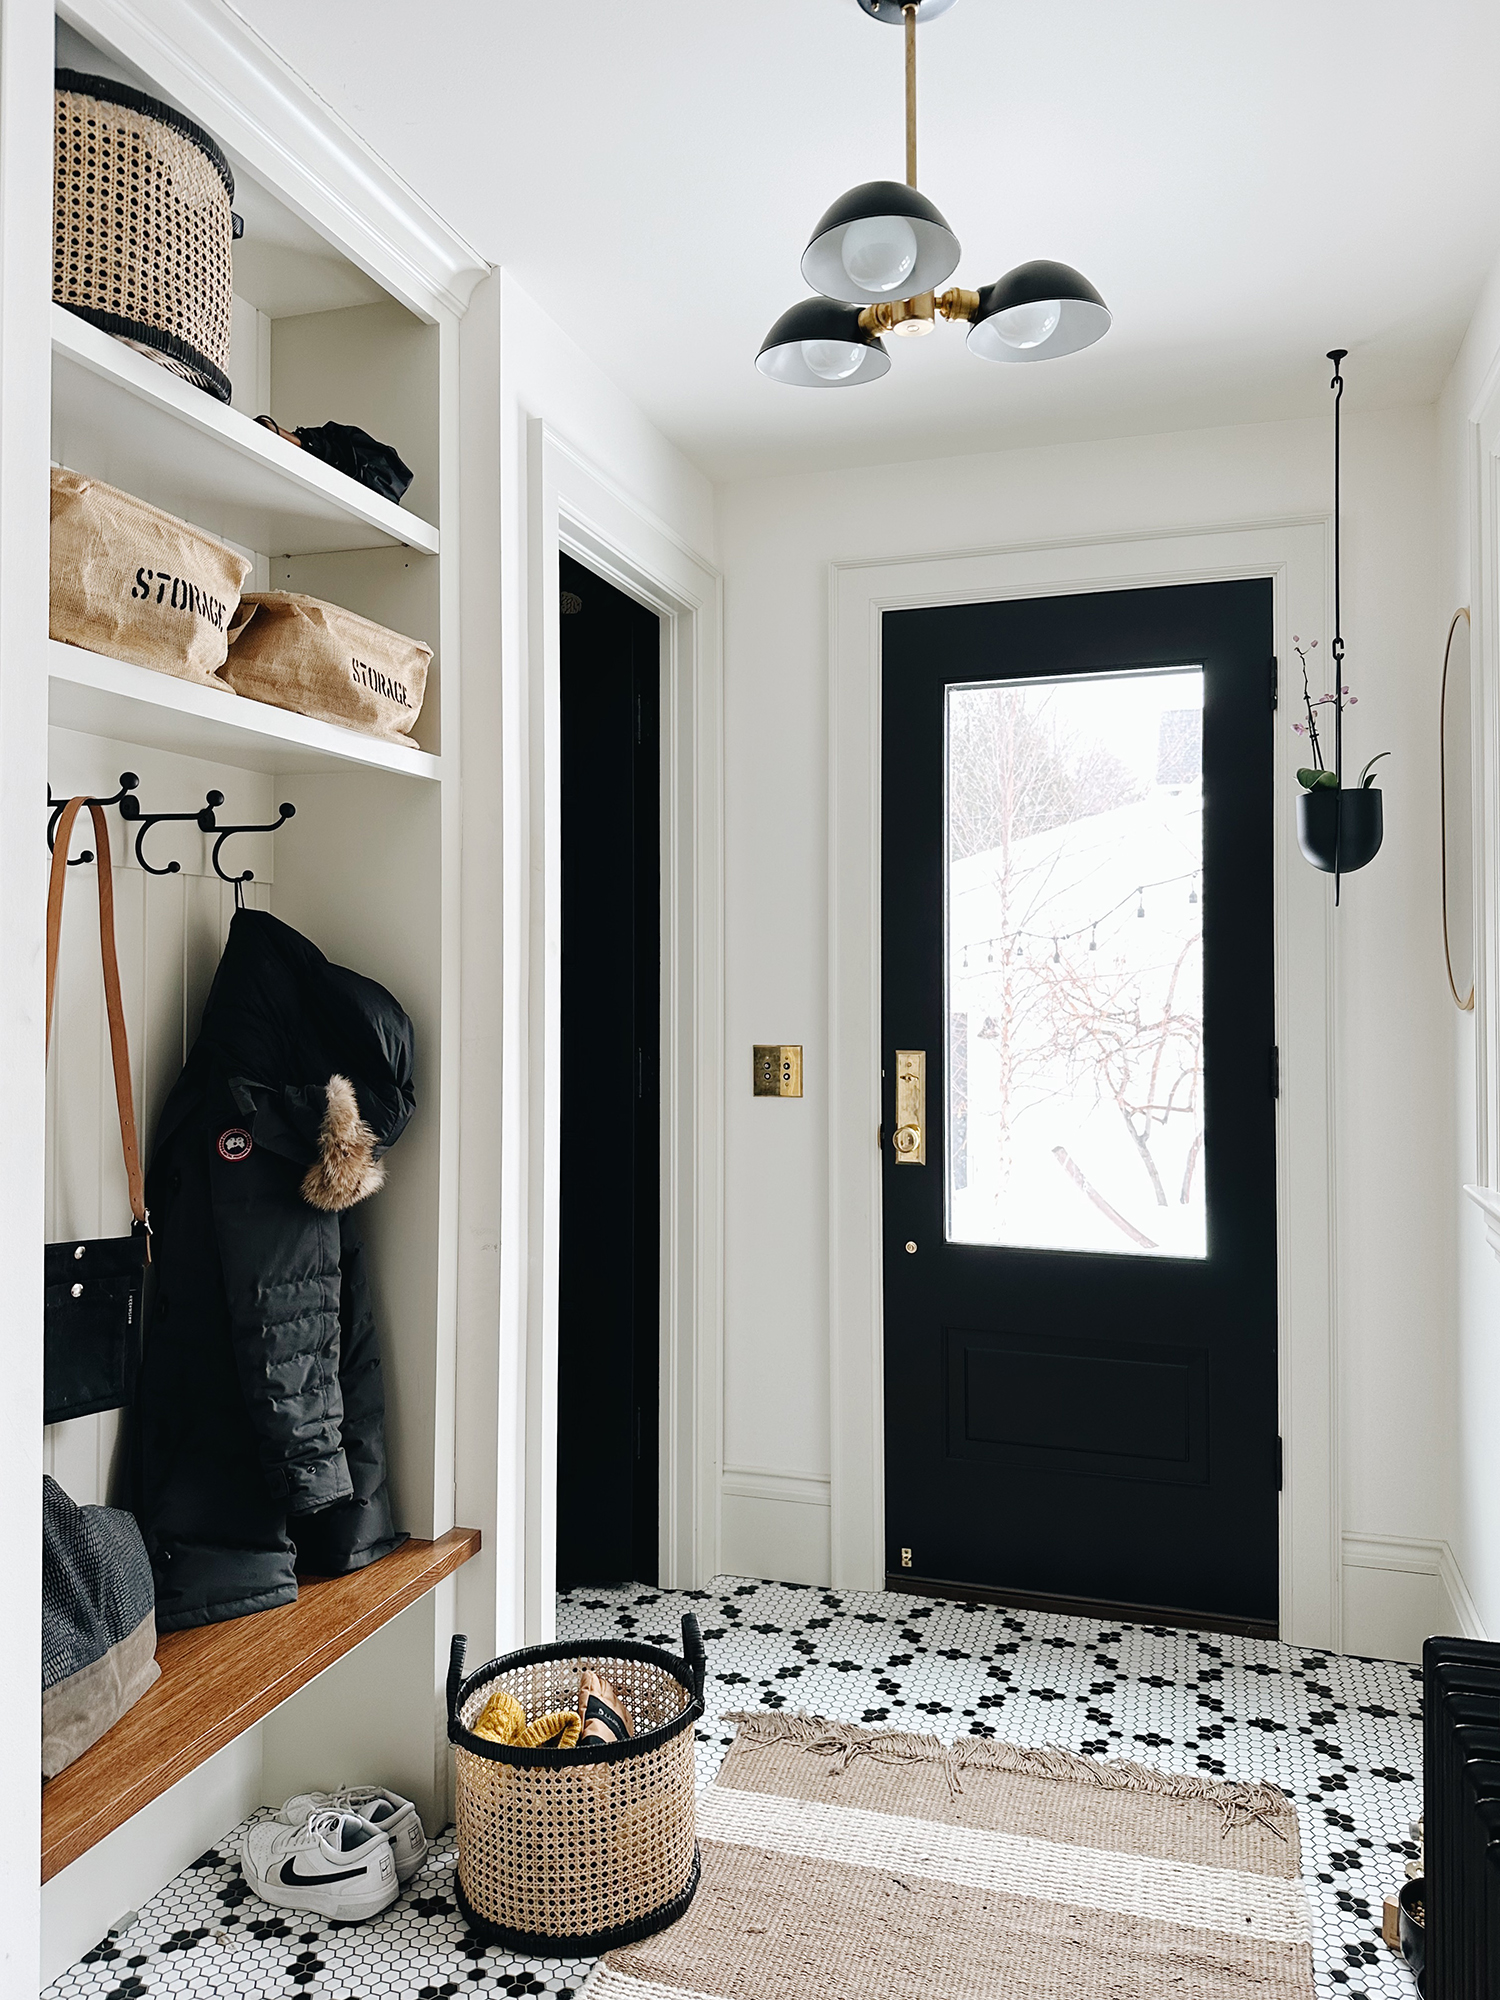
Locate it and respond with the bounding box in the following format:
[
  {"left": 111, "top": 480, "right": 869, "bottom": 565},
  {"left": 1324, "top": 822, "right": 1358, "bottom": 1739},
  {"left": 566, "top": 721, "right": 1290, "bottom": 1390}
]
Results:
[
  {"left": 54, "top": 68, "right": 236, "bottom": 404},
  {"left": 448, "top": 1616, "right": 706, "bottom": 1955}
]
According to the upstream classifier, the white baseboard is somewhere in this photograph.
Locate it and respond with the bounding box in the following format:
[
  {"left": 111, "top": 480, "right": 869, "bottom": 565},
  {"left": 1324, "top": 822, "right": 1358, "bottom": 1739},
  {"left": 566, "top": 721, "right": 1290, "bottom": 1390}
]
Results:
[
  {"left": 721, "top": 1466, "right": 831, "bottom": 1508},
  {"left": 720, "top": 1467, "right": 831, "bottom": 1586},
  {"left": 1437, "top": 1544, "right": 1488, "bottom": 1641},
  {"left": 1341, "top": 1532, "right": 1488, "bottom": 1644}
]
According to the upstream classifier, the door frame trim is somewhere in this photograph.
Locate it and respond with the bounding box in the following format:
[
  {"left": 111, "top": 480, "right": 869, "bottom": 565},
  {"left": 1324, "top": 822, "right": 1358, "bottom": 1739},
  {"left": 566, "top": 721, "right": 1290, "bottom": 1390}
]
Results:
[
  {"left": 516, "top": 420, "right": 725, "bottom": 1638},
  {"left": 828, "top": 520, "right": 1340, "bottom": 1650}
]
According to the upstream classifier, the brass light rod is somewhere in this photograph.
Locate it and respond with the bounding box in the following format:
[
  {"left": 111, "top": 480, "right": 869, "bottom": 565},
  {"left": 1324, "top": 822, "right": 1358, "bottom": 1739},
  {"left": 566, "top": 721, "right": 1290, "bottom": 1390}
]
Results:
[{"left": 905, "top": 3, "right": 918, "bottom": 187}]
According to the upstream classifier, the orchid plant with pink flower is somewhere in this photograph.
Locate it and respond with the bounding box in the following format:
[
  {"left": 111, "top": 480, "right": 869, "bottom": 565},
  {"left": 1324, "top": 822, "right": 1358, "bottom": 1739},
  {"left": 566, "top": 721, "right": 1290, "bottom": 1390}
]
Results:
[{"left": 1290, "top": 635, "right": 1387, "bottom": 792}]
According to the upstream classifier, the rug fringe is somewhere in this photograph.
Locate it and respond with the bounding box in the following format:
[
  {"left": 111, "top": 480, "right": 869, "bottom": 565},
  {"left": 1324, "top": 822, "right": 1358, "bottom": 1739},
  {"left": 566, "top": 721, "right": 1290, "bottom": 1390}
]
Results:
[{"left": 719, "top": 1710, "right": 1294, "bottom": 1840}]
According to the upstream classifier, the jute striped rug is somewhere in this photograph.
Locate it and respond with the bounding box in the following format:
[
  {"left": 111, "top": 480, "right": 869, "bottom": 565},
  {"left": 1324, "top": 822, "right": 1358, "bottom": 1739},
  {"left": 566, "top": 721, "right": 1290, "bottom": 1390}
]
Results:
[{"left": 584, "top": 1713, "right": 1312, "bottom": 2000}]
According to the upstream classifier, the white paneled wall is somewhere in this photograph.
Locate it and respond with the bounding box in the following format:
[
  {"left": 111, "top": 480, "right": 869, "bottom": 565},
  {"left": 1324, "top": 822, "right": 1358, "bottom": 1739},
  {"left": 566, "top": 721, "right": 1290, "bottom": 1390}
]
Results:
[{"left": 43, "top": 726, "right": 273, "bottom": 1507}]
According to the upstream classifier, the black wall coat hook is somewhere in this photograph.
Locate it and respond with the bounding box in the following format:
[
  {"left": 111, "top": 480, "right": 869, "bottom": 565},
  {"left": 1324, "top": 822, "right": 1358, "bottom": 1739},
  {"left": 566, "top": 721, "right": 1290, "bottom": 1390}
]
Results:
[
  {"left": 47, "top": 775, "right": 139, "bottom": 864},
  {"left": 211, "top": 802, "right": 296, "bottom": 887},
  {"left": 120, "top": 789, "right": 224, "bottom": 876},
  {"left": 47, "top": 781, "right": 296, "bottom": 890}
]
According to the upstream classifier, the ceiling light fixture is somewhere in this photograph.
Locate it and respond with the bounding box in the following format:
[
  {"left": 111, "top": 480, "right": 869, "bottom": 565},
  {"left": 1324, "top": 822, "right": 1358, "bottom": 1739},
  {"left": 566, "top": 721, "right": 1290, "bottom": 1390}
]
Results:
[
  {"left": 756, "top": 0, "right": 1111, "bottom": 388},
  {"left": 756, "top": 295, "right": 892, "bottom": 387}
]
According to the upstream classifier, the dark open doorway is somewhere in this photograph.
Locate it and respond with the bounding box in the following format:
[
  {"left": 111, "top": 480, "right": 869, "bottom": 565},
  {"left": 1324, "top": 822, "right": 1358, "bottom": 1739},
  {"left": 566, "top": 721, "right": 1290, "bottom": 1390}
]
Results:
[{"left": 556, "top": 553, "right": 661, "bottom": 1589}]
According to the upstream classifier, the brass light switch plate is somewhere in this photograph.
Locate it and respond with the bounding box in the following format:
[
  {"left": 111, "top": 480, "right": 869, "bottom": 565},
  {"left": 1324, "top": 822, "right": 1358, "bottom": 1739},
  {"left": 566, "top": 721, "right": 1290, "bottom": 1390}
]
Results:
[{"left": 754, "top": 1045, "right": 803, "bottom": 1097}]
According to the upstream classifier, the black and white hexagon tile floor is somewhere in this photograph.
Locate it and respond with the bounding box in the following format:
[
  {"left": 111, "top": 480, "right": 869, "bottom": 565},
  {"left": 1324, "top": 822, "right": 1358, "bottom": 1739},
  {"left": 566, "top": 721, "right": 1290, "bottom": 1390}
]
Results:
[{"left": 46, "top": 1578, "right": 1422, "bottom": 2000}]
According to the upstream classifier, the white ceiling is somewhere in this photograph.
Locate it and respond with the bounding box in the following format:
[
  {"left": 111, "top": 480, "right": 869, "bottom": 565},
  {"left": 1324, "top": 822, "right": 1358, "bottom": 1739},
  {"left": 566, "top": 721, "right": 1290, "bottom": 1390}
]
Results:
[{"left": 230, "top": 0, "right": 1500, "bottom": 483}]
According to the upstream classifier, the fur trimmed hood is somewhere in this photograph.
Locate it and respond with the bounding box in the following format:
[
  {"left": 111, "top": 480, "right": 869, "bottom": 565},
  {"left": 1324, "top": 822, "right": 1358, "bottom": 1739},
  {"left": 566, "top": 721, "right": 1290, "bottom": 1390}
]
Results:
[
  {"left": 163, "top": 908, "right": 416, "bottom": 1211},
  {"left": 301, "top": 1073, "right": 386, "bottom": 1212}
]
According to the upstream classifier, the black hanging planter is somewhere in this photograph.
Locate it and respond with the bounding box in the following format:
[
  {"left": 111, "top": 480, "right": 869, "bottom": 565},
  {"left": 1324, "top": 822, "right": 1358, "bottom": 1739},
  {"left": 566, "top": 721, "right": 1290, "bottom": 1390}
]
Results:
[
  {"left": 1291, "top": 350, "right": 1390, "bottom": 904},
  {"left": 1296, "top": 786, "right": 1384, "bottom": 875}
]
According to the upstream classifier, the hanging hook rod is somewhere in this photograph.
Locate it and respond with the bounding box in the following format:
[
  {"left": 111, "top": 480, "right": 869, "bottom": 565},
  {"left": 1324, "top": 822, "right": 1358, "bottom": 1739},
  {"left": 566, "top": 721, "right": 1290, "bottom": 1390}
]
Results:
[
  {"left": 46, "top": 775, "right": 140, "bottom": 865},
  {"left": 210, "top": 803, "right": 296, "bottom": 886},
  {"left": 1327, "top": 347, "right": 1348, "bottom": 905},
  {"left": 118, "top": 789, "right": 224, "bottom": 877}
]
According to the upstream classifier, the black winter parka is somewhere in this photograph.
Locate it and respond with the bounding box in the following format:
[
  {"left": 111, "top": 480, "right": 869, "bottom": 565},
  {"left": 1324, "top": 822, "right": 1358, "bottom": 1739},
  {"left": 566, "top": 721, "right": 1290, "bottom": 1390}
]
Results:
[{"left": 130, "top": 909, "right": 415, "bottom": 1632}]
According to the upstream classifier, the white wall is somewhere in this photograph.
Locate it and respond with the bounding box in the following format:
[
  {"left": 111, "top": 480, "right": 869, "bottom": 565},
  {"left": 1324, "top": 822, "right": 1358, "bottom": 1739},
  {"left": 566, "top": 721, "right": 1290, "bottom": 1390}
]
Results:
[
  {"left": 455, "top": 272, "right": 716, "bottom": 1660},
  {"left": 1437, "top": 249, "right": 1500, "bottom": 1644},
  {"left": 715, "top": 403, "right": 1468, "bottom": 1657}
]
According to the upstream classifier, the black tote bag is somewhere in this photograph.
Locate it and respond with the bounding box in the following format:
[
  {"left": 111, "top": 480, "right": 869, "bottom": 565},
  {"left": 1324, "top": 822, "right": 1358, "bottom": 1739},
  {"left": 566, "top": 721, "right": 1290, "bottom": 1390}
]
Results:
[{"left": 44, "top": 798, "right": 149, "bottom": 1426}]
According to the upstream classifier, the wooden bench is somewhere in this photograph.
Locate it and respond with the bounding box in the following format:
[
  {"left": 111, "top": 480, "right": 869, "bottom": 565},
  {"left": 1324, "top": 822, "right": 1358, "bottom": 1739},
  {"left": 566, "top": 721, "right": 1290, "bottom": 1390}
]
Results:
[{"left": 42, "top": 1527, "right": 481, "bottom": 1882}]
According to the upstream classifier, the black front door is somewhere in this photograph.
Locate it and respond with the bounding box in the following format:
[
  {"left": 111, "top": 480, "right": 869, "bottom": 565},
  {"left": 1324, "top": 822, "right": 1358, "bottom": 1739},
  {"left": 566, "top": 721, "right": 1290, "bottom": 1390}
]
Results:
[
  {"left": 881, "top": 580, "right": 1278, "bottom": 1630},
  {"left": 556, "top": 553, "right": 660, "bottom": 1589}
]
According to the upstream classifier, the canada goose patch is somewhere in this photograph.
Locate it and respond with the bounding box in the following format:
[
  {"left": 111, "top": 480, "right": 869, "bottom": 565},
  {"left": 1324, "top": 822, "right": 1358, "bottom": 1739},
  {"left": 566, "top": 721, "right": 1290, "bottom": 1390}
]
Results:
[{"left": 217, "top": 1127, "right": 253, "bottom": 1162}]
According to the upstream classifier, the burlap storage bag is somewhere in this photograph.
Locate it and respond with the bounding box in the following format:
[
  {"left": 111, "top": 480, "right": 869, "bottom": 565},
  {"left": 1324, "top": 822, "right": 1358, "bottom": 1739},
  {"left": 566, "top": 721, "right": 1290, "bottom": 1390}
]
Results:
[
  {"left": 224, "top": 592, "right": 430, "bottom": 745},
  {"left": 50, "top": 466, "right": 250, "bottom": 686}
]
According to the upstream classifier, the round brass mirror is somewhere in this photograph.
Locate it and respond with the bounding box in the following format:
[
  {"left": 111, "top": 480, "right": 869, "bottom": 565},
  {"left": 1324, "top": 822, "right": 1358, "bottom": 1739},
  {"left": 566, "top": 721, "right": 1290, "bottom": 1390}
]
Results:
[{"left": 1441, "top": 607, "right": 1475, "bottom": 1011}]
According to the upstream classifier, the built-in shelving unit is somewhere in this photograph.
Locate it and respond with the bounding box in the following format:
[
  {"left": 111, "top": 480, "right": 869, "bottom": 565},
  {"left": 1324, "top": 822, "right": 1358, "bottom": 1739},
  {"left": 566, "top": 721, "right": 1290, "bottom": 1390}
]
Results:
[
  {"left": 24, "top": 5, "right": 490, "bottom": 1980},
  {"left": 49, "top": 640, "right": 443, "bottom": 779},
  {"left": 51, "top": 304, "right": 440, "bottom": 558},
  {"left": 41, "top": 1529, "right": 482, "bottom": 1883}
]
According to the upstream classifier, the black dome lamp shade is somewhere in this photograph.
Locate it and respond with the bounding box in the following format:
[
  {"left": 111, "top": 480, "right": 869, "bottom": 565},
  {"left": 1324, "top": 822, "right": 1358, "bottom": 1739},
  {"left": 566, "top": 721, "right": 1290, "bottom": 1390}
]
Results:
[
  {"left": 756, "top": 0, "right": 1110, "bottom": 385},
  {"left": 756, "top": 296, "right": 891, "bottom": 388},
  {"left": 801, "top": 180, "right": 961, "bottom": 308},
  {"left": 857, "top": 0, "right": 959, "bottom": 19},
  {"left": 967, "top": 259, "right": 1112, "bottom": 364}
]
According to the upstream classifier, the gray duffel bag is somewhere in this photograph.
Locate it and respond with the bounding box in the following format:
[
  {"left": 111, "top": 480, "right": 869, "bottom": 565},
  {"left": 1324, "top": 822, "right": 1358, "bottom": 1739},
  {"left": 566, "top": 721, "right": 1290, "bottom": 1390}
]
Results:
[{"left": 43, "top": 1475, "right": 159, "bottom": 1778}]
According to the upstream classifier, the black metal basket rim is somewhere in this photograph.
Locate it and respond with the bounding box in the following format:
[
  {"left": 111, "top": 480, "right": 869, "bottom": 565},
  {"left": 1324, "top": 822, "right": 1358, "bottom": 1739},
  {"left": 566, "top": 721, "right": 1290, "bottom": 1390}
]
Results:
[
  {"left": 450, "top": 1633, "right": 702, "bottom": 1768},
  {"left": 55, "top": 67, "right": 236, "bottom": 201},
  {"left": 453, "top": 1845, "right": 701, "bottom": 1958}
]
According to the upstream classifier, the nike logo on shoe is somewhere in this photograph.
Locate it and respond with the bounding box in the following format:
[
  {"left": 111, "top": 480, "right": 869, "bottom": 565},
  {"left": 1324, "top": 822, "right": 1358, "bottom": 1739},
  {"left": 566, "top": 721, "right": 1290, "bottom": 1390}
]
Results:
[{"left": 279, "top": 1857, "right": 370, "bottom": 1887}]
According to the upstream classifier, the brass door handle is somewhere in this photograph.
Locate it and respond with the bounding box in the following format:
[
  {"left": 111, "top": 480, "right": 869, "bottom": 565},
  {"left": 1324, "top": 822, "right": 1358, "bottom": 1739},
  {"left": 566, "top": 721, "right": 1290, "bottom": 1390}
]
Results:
[{"left": 893, "top": 1049, "right": 926, "bottom": 1164}]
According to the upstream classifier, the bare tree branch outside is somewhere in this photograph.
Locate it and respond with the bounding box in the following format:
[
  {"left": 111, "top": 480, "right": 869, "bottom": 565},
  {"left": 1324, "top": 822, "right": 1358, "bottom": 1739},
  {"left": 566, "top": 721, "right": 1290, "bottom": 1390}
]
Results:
[{"left": 947, "top": 668, "right": 1207, "bottom": 1258}]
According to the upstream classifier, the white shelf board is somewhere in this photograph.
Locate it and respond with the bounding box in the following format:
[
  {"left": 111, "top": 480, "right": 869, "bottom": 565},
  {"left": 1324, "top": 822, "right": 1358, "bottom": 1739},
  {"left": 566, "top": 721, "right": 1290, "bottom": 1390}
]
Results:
[
  {"left": 51, "top": 307, "right": 440, "bottom": 560},
  {"left": 48, "top": 641, "right": 441, "bottom": 780}
]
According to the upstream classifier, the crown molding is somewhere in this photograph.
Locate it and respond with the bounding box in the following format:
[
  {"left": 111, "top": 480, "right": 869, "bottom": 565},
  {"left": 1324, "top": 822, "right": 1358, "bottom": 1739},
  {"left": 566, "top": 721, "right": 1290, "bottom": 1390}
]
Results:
[{"left": 57, "top": 0, "right": 491, "bottom": 321}]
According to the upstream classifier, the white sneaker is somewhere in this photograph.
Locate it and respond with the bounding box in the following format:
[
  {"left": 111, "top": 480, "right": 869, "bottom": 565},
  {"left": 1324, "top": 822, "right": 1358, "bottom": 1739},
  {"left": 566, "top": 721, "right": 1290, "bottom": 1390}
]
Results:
[
  {"left": 276, "top": 1785, "right": 428, "bottom": 1884},
  {"left": 241, "top": 1809, "right": 398, "bottom": 1922}
]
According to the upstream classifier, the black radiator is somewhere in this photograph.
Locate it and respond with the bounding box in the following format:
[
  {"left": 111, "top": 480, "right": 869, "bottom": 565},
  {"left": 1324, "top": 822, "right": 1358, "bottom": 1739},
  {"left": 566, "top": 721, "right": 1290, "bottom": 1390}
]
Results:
[{"left": 1423, "top": 1635, "right": 1500, "bottom": 1998}]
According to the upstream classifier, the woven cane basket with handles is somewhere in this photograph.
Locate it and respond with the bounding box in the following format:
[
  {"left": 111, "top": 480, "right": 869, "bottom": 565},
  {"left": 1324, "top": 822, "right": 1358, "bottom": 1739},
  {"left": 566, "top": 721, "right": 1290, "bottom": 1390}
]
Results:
[
  {"left": 447, "top": 1615, "right": 706, "bottom": 1955},
  {"left": 54, "top": 68, "right": 236, "bottom": 404}
]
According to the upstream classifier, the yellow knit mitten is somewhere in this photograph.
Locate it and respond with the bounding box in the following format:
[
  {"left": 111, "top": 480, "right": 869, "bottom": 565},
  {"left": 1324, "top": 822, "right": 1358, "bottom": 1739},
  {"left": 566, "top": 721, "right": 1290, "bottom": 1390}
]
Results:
[
  {"left": 522, "top": 1710, "right": 583, "bottom": 1749},
  {"left": 471, "top": 1687, "right": 582, "bottom": 1750}
]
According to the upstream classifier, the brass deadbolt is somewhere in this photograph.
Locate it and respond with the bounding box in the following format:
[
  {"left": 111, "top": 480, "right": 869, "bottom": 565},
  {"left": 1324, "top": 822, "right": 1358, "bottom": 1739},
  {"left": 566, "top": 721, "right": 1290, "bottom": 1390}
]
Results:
[{"left": 893, "top": 1049, "right": 926, "bottom": 1164}]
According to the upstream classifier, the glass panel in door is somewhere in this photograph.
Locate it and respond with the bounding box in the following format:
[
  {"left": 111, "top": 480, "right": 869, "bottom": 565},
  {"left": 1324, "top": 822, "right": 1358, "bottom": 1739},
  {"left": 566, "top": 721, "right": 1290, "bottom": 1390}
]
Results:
[{"left": 947, "top": 669, "right": 1206, "bottom": 1258}]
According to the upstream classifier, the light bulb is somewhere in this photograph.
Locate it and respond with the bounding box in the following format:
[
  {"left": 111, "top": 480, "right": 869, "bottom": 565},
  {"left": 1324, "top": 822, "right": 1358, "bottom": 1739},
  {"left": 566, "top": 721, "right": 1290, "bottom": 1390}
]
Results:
[
  {"left": 801, "top": 339, "right": 865, "bottom": 381},
  {"left": 992, "top": 299, "right": 1063, "bottom": 350},
  {"left": 840, "top": 214, "right": 919, "bottom": 295}
]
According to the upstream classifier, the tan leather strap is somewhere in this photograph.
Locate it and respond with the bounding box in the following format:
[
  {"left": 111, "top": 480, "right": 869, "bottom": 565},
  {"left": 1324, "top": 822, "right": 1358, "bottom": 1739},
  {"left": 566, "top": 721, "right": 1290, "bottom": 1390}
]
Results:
[{"left": 46, "top": 798, "right": 147, "bottom": 1228}]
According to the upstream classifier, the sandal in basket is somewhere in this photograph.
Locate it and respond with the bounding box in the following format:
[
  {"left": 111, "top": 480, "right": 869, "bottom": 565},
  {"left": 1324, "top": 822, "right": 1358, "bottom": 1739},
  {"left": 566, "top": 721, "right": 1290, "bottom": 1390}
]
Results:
[{"left": 578, "top": 1669, "right": 634, "bottom": 1745}]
